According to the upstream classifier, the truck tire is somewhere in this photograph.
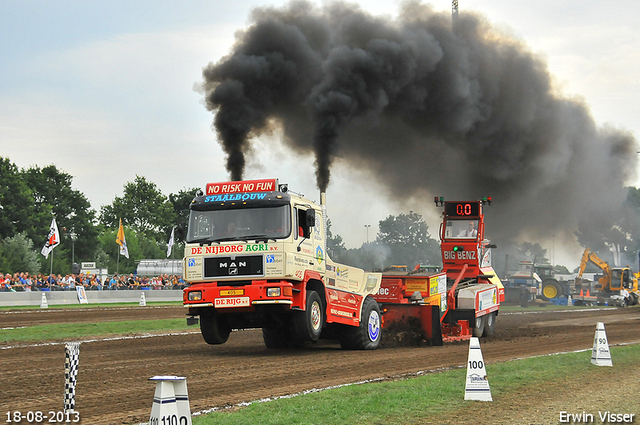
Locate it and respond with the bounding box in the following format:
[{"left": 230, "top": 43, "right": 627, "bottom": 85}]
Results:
[
  {"left": 541, "top": 280, "right": 562, "bottom": 300},
  {"left": 200, "top": 311, "right": 231, "bottom": 344},
  {"left": 339, "top": 297, "right": 381, "bottom": 350},
  {"left": 473, "top": 315, "right": 485, "bottom": 338},
  {"left": 292, "top": 290, "right": 324, "bottom": 342},
  {"left": 482, "top": 312, "right": 496, "bottom": 337},
  {"left": 262, "top": 324, "right": 292, "bottom": 349}
]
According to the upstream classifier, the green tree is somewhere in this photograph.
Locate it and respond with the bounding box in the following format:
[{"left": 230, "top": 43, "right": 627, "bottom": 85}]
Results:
[
  {"left": 518, "top": 242, "right": 549, "bottom": 263},
  {"left": 168, "top": 187, "right": 199, "bottom": 249},
  {"left": 375, "top": 211, "right": 440, "bottom": 269},
  {"left": 0, "top": 233, "right": 40, "bottom": 274},
  {"left": 338, "top": 242, "right": 392, "bottom": 272},
  {"left": 97, "top": 225, "right": 170, "bottom": 274},
  {"left": 0, "top": 158, "right": 97, "bottom": 275},
  {"left": 23, "top": 164, "right": 98, "bottom": 269},
  {"left": 100, "top": 176, "right": 175, "bottom": 240},
  {"left": 169, "top": 188, "right": 199, "bottom": 227},
  {"left": 0, "top": 157, "right": 36, "bottom": 239}
]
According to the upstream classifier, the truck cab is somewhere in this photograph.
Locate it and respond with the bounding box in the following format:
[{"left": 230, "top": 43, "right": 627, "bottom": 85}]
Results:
[{"left": 183, "top": 179, "right": 382, "bottom": 349}]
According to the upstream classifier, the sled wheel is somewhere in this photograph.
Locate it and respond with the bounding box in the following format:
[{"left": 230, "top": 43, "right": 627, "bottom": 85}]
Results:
[
  {"left": 482, "top": 312, "right": 496, "bottom": 337},
  {"left": 473, "top": 314, "right": 485, "bottom": 338}
]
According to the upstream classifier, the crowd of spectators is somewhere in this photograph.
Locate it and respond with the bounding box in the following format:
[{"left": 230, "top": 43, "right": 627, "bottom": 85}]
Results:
[{"left": 0, "top": 272, "right": 186, "bottom": 292}]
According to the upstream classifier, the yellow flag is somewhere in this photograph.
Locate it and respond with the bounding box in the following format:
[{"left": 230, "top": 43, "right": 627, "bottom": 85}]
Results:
[{"left": 116, "top": 219, "right": 129, "bottom": 258}]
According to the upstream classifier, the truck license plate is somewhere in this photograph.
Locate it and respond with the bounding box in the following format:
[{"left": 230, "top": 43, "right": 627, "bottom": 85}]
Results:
[{"left": 215, "top": 297, "right": 250, "bottom": 308}]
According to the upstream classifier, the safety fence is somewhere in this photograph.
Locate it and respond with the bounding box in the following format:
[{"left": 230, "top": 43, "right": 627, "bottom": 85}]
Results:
[{"left": 0, "top": 289, "right": 183, "bottom": 307}]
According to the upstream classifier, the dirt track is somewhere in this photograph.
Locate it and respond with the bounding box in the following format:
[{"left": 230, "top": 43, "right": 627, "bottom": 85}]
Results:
[{"left": 1, "top": 305, "right": 639, "bottom": 424}]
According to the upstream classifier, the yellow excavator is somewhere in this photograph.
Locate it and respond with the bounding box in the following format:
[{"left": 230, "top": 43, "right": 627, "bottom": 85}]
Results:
[{"left": 575, "top": 248, "right": 640, "bottom": 306}]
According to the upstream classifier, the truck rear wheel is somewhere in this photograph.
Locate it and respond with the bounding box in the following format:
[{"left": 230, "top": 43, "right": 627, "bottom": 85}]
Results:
[
  {"left": 339, "top": 297, "right": 381, "bottom": 350},
  {"left": 292, "top": 290, "right": 324, "bottom": 342},
  {"left": 482, "top": 312, "right": 496, "bottom": 337},
  {"left": 473, "top": 315, "right": 485, "bottom": 338},
  {"left": 200, "top": 311, "right": 231, "bottom": 344}
]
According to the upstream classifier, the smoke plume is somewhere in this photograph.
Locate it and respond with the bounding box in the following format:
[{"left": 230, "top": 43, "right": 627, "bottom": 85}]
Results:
[{"left": 201, "top": 1, "right": 638, "bottom": 245}]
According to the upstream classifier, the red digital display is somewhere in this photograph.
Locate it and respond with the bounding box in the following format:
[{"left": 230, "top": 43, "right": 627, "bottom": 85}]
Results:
[{"left": 444, "top": 202, "right": 480, "bottom": 217}]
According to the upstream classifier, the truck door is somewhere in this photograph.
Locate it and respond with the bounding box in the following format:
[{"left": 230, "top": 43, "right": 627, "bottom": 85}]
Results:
[{"left": 295, "top": 206, "right": 318, "bottom": 270}]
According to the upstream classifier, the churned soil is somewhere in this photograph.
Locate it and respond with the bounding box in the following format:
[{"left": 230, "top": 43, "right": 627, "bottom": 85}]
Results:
[{"left": 1, "top": 305, "right": 639, "bottom": 424}]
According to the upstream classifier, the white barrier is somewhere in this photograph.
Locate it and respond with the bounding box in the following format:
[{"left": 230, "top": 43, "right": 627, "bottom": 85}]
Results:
[
  {"left": 0, "top": 289, "right": 183, "bottom": 307},
  {"left": 591, "top": 322, "right": 613, "bottom": 366},
  {"left": 149, "top": 376, "right": 192, "bottom": 425},
  {"left": 40, "top": 292, "right": 48, "bottom": 309},
  {"left": 464, "top": 337, "right": 492, "bottom": 401}
]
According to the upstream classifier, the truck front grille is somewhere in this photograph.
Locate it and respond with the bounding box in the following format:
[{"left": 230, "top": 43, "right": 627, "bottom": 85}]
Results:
[{"left": 203, "top": 255, "right": 264, "bottom": 279}]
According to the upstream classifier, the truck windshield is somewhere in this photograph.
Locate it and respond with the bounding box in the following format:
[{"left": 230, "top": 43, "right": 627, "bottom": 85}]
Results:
[
  {"left": 186, "top": 205, "right": 291, "bottom": 243},
  {"left": 444, "top": 219, "right": 479, "bottom": 239}
]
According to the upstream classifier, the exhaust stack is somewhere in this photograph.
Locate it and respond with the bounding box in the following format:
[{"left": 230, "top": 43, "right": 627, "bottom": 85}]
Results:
[{"left": 320, "top": 192, "right": 328, "bottom": 250}]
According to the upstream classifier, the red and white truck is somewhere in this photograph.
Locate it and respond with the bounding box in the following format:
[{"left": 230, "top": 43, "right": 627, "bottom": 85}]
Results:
[{"left": 182, "top": 179, "right": 383, "bottom": 349}]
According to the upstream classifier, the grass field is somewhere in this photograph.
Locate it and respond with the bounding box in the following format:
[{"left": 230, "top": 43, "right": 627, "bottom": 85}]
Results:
[
  {"left": 0, "top": 318, "right": 191, "bottom": 342},
  {"left": 191, "top": 344, "right": 639, "bottom": 425}
]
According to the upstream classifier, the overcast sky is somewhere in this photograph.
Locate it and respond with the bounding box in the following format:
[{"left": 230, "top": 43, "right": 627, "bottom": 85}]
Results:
[{"left": 2, "top": 0, "right": 639, "bottom": 266}]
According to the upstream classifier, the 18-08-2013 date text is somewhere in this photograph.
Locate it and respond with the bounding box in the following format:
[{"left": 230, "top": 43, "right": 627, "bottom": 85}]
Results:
[{"left": 5, "top": 411, "right": 80, "bottom": 423}]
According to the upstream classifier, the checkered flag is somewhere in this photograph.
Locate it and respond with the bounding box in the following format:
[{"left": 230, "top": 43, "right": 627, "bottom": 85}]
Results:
[{"left": 64, "top": 342, "right": 81, "bottom": 412}]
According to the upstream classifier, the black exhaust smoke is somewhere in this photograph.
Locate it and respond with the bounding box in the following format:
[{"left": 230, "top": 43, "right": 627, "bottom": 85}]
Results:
[{"left": 201, "top": 1, "right": 638, "bottom": 242}]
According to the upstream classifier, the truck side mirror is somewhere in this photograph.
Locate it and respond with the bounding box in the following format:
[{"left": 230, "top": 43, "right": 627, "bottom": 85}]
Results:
[{"left": 306, "top": 209, "right": 316, "bottom": 228}]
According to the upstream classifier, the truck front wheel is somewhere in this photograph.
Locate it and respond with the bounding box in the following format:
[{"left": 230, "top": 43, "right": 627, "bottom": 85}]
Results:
[
  {"left": 263, "top": 324, "right": 292, "bottom": 349},
  {"left": 293, "top": 290, "right": 324, "bottom": 342},
  {"left": 339, "top": 297, "right": 381, "bottom": 350},
  {"left": 200, "top": 311, "right": 231, "bottom": 345}
]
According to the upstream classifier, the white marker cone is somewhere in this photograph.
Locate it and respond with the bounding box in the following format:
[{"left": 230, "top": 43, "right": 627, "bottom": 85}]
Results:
[
  {"left": 464, "top": 337, "right": 492, "bottom": 401},
  {"left": 567, "top": 295, "right": 572, "bottom": 306},
  {"left": 591, "top": 322, "right": 613, "bottom": 366},
  {"left": 40, "top": 292, "right": 49, "bottom": 309},
  {"left": 149, "top": 376, "right": 180, "bottom": 424},
  {"left": 173, "top": 377, "right": 192, "bottom": 425},
  {"left": 139, "top": 292, "right": 146, "bottom": 307}
]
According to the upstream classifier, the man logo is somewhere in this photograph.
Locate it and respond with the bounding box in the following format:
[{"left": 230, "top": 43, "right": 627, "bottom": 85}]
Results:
[
  {"left": 266, "top": 254, "right": 275, "bottom": 263},
  {"left": 188, "top": 258, "right": 196, "bottom": 267}
]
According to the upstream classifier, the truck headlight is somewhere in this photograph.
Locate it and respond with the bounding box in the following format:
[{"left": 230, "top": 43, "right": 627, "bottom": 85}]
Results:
[
  {"left": 267, "top": 287, "right": 281, "bottom": 297},
  {"left": 188, "top": 291, "right": 202, "bottom": 301}
]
